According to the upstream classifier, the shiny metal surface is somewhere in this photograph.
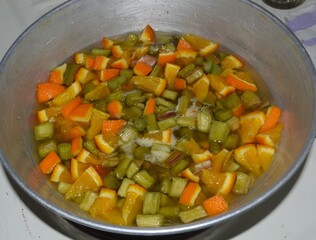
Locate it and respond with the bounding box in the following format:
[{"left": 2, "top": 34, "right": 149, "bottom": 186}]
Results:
[
  {"left": 262, "top": 0, "right": 305, "bottom": 9},
  {"left": 0, "top": 0, "right": 315, "bottom": 236}
]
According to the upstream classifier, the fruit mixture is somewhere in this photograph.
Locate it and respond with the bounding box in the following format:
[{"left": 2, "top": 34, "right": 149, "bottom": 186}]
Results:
[{"left": 33, "top": 25, "right": 283, "bottom": 227}]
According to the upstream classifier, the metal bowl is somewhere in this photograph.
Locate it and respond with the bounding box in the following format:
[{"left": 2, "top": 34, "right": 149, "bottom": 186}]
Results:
[{"left": 0, "top": 0, "right": 315, "bottom": 236}]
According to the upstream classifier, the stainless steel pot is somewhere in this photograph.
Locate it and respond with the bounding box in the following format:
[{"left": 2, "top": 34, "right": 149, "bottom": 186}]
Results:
[{"left": 0, "top": 0, "right": 315, "bottom": 236}]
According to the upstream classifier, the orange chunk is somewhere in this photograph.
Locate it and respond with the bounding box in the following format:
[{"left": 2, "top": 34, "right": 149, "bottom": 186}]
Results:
[
  {"left": 69, "top": 103, "right": 93, "bottom": 123},
  {"left": 65, "top": 125, "right": 86, "bottom": 140},
  {"left": 112, "top": 45, "right": 124, "bottom": 58},
  {"left": 200, "top": 169, "right": 235, "bottom": 195},
  {"left": 133, "top": 61, "right": 153, "bottom": 76},
  {"left": 259, "top": 105, "right": 282, "bottom": 133},
  {"left": 61, "top": 97, "right": 83, "bottom": 119},
  {"left": 257, "top": 144, "right": 276, "bottom": 172},
  {"left": 208, "top": 74, "right": 235, "bottom": 97},
  {"left": 181, "top": 168, "right": 200, "bottom": 183},
  {"left": 164, "top": 63, "right": 180, "bottom": 90},
  {"left": 51, "top": 81, "right": 82, "bottom": 106},
  {"left": 94, "top": 134, "right": 115, "bottom": 154},
  {"left": 102, "top": 37, "right": 114, "bottom": 49},
  {"left": 226, "top": 73, "right": 257, "bottom": 92},
  {"left": 174, "top": 78, "right": 187, "bottom": 91},
  {"left": 221, "top": 55, "right": 243, "bottom": 69},
  {"left": 139, "top": 25, "right": 156, "bottom": 45},
  {"left": 176, "top": 49, "right": 198, "bottom": 59},
  {"left": 143, "top": 97, "right": 156, "bottom": 115},
  {"left": 71, "top": 136, "right": 83, "bottom": 157},
  {"left": 50, "top": 163, "right": 73, "bottom": 183},
  {"left": 93, "top": 55, "right": 109, "bottom": 70},
  {"left": 74, "top": 67, "right": 95, "bottom": 84},
  {"left": 239, "top": 111, "right": 266, "bottom": 144},
  {"left": 48, "top": 63, "right": 67, "bottom": 85},
  {"left": 65, "top": 166, "right": 103, "bottom": 200},
  {"left": 179, "top": 182, "right": 201, "bottom": 206},
  {"left": 234, "top": 143, "right": 261, "bottom": 176},
  {"left": 191, "top": 150, "right": 213, "bottom": 163},
  {"left": 157, "top": 52, "right": 177, "bottom": 67},
  {"left": 37, "top": 105, "right": 62, "bottom": 122},
  {"left": 102, "top": 119, "right": 126, "bottom": 135},
  {"left": 192, "top": 75, "right": 210, "bottom": 102},
  {"left": 177, "top": 37, "right": 194, "bottom": 50},
  {"left": 70, "top": 158, "right": 89, "bottom": 180},
  {"left": 131, "top": 76, "right": 167, "bottom": 96},
  {"left": 256, "top": 123, "right": 284, "bottom": 147},
  {"left": 37, "top": 82, "right": 66, "bottom": 103},
  {"left": 100, "top": 68, "right": 120, "bottom": 81},
  {"left": 39, "top": 151, "right": 61, "bottom": 174},
  {"left": 89, "top": 188, "right": 118, "bottom": 217},
  {"left": 85, "top": 108, "right": 110, "bottom": 141},
  {"left": 76, "top": 148, "right": 103, "bottom": 165},
  {"left": 111, "top": 58, "right": 130, "bottom": 69},
  {"left": 107, "top": 100, "right": 123, "bottom": 119},
  {"left": 122, "top": 184, "right": 146, "bottom": 225},
  {"left": 202, "top": 194, "right": 229, "bottom": 216}
]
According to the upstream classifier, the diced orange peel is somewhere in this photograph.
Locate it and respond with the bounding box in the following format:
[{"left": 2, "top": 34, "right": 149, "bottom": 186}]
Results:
[
  {"left": 176, "top": 49, "right": 198, "bottom": 59},
  {"left": 256, "top": 123, "right": 283, "bottom": 147},
  {"left": 157, "top": 52, "right": 177, "bottom": 67},
  {"left": 37, "top": 82, "right": 66, "bottom": 103},
  {"left": 66, "top": 125, "right": 86, "bottom": 140},
  {"left": 176, "top": 37, "right": 194, "bottom": 50},
  {"left": 199, "top": 42, "right": 219, "bottom": 56},
  {"left": 111, "top": 58, "right": 130, "bottom": 69},
  {"left": 51, "top": 81, "right": 82, "bottom": 106},
  {"left": 61, "top": 96, "right": 83, "bottom": 120},
  {"left": 65, "top": 166, "right": 103, "bottom": 200},
  {"left": 226, "top": 73, "right": 257, "bottom": 92},
  {"left": 37, "top": 105, "right": 62, "bottom": 122},
  {"left": 100, "top": 68, "right": 120, "bottom": 81},
  {"left": 257, "top": 144, "right": 276, "bottom": 172},
  {"left": 39, "top": 151, "right": 61, "bottom": 174},
  {"left": 103, "top": 37, "right": 114, "bottom": 49},
  {"left": 239, "top": 111, "right": 266, "bottom": 144},
  {"left": 107, "top": 100, "right": 123, "bottom": 119},
  {"left": 181, "top": 168, "right": 200, "bottom": 183},
  {"left": 89, "top": 188, "right": 118, "bottom": 217},
  {"left": 131, "top": 76, "right": 167, "bottom": 96},
  {"left": 191, "top": 150, "right": 213, "bottom": 163},
  {"left": 112, "top": 45, "right": 124, "bottom": 58},
  {"left": 93, "top": 55, "right": 109, "bottom": 70},
  {"left": 48, "top": 63, "right": 67, "bottom": 85},
  {"left": 71, "top": 136, "right": 83, "bottom": 157},
  {"left": 76, "top": 148, "right": 102, "bottom": 165},
  {"left": 234, "top": 143, "right": 261, "bottom": 176},
  {"left": 218, "top": 172, "right": 237, "bottom": 195},
  {"left": 221, "top": 55, "right": 243, "bottom": 69},
  {"left": 208, "top": 74, "right": 235, "bottom": 97},
  {"left": 70, "top": 158, "right": 89, "bottom": 180},
  {"left": 133, "top": 61, "right": 153, "bottom": 76},
  {"left": 50, "top": 163, "right": 73, "bottom": 183},
  {"left": 69, "top": 103, "right": 93, "bottom": 123},
  {"left": 164, "top": 63, "right": 180, "bottom": 89},
  {"left": 75, "top": 67, "right": 96, "bottom": 84},
  {"left": 259, "top": 105, "right": 282, "bottom": 133},
  {"left": 102, "top": 119, "right": 127, "bottom": 135},
  {"left": 94, "top": 134, "right": 115, "bottom": 154},
  {"left": 139, "top": 25, "right": 156, "bottom": 45},
  {"left": 192, "top": 75, "right": 210, "bottom": 102},
  {"left": 179, "top": 182, "right": 201, "bottom": 206},
  {"left": 202, "top": 194, "right": 229, "bottom": 216}
]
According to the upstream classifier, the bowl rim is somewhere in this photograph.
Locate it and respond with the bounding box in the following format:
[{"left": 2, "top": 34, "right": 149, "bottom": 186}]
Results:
[{"left": 1, "top": 0, "right": 316, "bottom": 236}]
